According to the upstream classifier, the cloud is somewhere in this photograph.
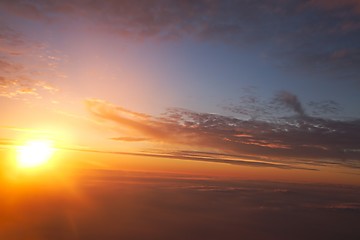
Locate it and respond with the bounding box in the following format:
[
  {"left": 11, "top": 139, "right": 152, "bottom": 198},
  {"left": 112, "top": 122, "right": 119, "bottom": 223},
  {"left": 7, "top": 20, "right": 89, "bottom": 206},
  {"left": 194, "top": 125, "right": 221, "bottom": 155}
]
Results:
[
  {"left": 68, "top": 146, "right": 316, "bottom": 171},
  {"left": 320, "top": 203, "right": 360, "bottom": 212},
  {"left": 303, "top": 0, "right": 360, "bottom": 14},
  {"left": 307, "top": 100, "right": 340, "bottom": 116},
  {"left": 2, "top": 167, "right": 360, "bottom": 240},
  {"left": 274, "top": 91, "right": 305, "bottom": 116},
  {"left": 0, "top": 25, "right": 29, "bottom": 55},
  {"left": 224, "top": 89, "right": 342, "bottom": 120},
  {"left": 85, "top": 97, "right": 360, "bottom": 169},
  {"left": 110, "top": 136, "right": 149, "bottom": 142},
  {"left": 0, "top": 0, "right": 51, "bottom": 22},
  {"left": 1, "top": 0, "right": 359, "bottom": 81},
  {"left": 3, "top": 169, "right": 355, "bottom": 240},
  {"left": 0, "top": 25, "right": 59, "bottom": 98},
  {"left": 0, "top": 75, "right": 57, "bottom": 98}
]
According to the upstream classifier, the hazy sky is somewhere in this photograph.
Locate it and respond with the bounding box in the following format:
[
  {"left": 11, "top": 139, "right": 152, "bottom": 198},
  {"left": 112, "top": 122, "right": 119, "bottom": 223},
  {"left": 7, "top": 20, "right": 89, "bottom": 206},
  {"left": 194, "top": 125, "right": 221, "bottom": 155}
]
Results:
[{"left": 1, "top": 0, "right": 360, "bottom": 185}]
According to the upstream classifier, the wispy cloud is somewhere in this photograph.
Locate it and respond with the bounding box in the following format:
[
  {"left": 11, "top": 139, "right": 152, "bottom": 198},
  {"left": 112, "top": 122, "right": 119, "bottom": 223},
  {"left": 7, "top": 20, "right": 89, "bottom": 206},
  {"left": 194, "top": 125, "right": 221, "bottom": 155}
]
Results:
[
  {"left": 0, "top": 25, "right": 59, "bottom": 98},
  {"left": 224, "top": 88, "right": 342, "bottom": 120}
]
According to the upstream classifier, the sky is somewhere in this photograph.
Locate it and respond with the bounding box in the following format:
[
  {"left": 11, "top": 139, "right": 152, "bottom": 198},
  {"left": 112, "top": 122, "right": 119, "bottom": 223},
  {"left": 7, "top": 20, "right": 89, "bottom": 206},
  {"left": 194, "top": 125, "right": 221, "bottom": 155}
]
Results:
[{"left": 0, "top": 1, "right": 360, "bottom": 239}]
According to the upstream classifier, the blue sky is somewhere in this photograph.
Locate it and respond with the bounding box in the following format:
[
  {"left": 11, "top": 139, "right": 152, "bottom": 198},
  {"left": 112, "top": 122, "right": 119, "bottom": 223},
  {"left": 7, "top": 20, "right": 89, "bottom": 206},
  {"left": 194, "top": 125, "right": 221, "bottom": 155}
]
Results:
[{"left": 2, "top": 0, "right": 360, "bottom": 116}]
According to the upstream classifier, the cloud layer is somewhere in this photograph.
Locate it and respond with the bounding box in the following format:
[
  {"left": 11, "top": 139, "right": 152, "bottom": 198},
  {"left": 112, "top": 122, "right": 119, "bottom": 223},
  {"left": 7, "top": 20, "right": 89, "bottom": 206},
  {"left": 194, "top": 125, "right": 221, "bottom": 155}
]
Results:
[
  {"left": 85, "top": 96, "right": 360, "bottom": 169},
  {"left": 1, "top": 0, "right": 359, "bottom": 81},
  {"left": 2, "top": 169, "right": 359, "bottom": 240}
]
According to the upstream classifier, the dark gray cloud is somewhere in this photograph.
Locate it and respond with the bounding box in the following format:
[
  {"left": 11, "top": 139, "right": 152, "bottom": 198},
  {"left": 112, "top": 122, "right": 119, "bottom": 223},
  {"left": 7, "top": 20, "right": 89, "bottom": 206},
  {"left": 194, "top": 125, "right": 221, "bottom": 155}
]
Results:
[
  {"left": 274, "top": 91, "right": 305, "bottom": 116},
  {"left": 1, "top": 0, "right": 359, "bottom": 81}
]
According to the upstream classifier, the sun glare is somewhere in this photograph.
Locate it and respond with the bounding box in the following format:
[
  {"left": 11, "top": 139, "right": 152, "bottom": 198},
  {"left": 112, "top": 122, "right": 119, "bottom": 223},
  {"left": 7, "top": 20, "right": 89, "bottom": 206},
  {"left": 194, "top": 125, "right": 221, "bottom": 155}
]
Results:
[{"left": 17, "top": 140, "right": 55, "bottom": 168}]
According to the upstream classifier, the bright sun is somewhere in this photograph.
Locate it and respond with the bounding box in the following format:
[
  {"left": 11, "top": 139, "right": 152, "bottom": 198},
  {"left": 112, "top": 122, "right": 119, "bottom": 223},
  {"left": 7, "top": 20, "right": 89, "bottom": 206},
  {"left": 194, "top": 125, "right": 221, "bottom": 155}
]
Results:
[{"left": 17, "top": 140, "right": 55, "bottom": 168}]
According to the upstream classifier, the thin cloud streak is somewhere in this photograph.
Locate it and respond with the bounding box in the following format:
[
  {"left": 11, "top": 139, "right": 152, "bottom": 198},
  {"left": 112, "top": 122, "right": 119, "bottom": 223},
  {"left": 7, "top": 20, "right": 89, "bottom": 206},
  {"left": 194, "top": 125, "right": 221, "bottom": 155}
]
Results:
[
  {"left": 62, "top": 146, "right": 317, "bottom": 171},
  {"left": 110, "top": 137, "right": 149, "bottom": 142}
]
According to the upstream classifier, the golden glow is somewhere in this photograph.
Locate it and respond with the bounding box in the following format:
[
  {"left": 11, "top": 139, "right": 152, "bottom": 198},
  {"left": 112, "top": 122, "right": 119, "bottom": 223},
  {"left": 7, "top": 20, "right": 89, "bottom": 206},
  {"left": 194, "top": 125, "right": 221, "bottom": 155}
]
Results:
[{"left": 17, "top": 140, "right": 55, "bottom": 168}]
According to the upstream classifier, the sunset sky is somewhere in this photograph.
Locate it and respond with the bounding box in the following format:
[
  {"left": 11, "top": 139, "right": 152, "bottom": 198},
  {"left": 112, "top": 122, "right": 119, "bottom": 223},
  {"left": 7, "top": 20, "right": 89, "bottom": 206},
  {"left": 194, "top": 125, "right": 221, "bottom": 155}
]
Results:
[{"left": 1, "top": 1, "right": 360, "bottom": 239}]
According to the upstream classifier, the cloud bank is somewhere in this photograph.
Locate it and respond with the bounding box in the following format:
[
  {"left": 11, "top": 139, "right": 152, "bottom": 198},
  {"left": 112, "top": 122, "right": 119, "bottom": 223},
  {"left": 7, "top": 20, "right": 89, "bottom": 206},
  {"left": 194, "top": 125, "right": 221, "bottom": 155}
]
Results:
[
  {"left": 3, "top": 169, "right": 359, "bottom": 240},
  {"left": 85, "top": 95, "right": 360, "bottom": 169}
]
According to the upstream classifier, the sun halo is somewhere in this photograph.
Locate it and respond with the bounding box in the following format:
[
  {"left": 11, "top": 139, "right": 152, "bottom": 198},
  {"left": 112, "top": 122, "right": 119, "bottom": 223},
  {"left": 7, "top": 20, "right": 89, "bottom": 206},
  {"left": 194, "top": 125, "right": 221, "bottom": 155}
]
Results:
[{"left": 16, "top": 139, "right": 55, "bottom": 168}]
